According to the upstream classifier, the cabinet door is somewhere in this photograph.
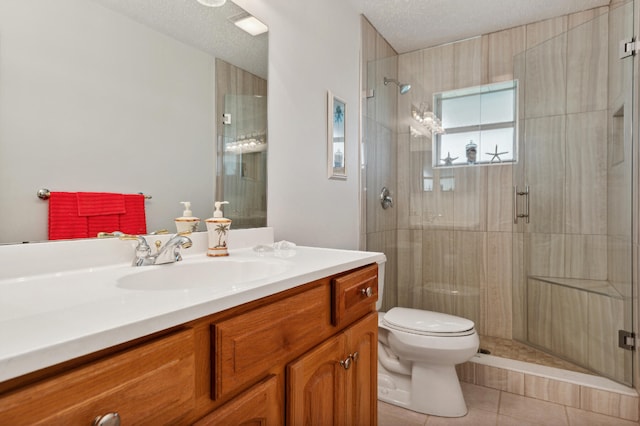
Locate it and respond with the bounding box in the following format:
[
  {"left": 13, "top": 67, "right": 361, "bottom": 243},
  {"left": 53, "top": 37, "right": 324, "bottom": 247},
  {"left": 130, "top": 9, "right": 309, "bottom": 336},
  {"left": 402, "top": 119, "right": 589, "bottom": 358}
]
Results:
[
  {"left": 345, "top": 313, "right": 378, "bottom": 426},
  {"left": 287, "top": 333, "right": 347, "bottom": 425},
  {"left": 0, "top": 329, "right": 195, "bottom": 426},
  {"left": 195, "top": 375, "right": 282, "bottom": 426}
]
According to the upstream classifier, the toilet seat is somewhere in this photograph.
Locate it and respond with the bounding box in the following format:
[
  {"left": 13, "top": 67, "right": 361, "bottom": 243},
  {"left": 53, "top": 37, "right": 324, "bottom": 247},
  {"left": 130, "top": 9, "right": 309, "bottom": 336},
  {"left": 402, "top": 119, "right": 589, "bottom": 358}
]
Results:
[{"left": 382, "top": 307, "right": 475, "bottom": 337}]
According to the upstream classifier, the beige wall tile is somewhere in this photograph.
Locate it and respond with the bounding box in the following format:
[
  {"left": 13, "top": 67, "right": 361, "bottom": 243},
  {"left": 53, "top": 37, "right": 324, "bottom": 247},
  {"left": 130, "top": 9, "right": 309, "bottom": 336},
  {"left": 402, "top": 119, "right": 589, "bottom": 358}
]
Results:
[
  {"left": 506, "top": 370, "right": 525, "bottom": 395},
  {"left": 396, "top": 230, "right": 423, "bottom": 308},
  {"left": 568, "top": 6, "right": 609, "bottom": 29},
  {"left": 526, "top": 15, "right": 568, "bottom": 49},
  {"left": 565, "top": 111, "right": 608, "bottom": 235},
  {"left": 487, "top": 164, "right": 514, "bottom": 232},
  {"left": 524, "top": 375, "right": 580, "bottom": 407},
  {"left": 580, "top": 388, "right": 639, "bottom": 421},
  {"left": 512, "top": 232, "right": 527, "bottom": 341},
  {"left": 453, "top": 166, "right": 487, "bottom": 231},
  {"left": 367, "top": 230, "right": 398, "bottom": 311},
  {"left": 523, "top": 33, "right": 567, "bottom": 119},
  {"left": 524, "top": 116, "right": 566, "bottom": 234},
  {"left": 485, "top": 26, "right": 527, "bottom": 84},
  {"left": 527, "top": 279, "right": 553, "bottom": 349},
  {"left": 476, "top": 364, "right": 508, "bottom": 391},
  {"left": 550, "top": 284, "right": 589, "bottom": 365},
  {"left": 486, "top": 232, "right": 513, "bottom": 339},
  {"left": 527, "top": 233, "right": 565, "bottom": 277},
  {"left": 453, "top": 37, "right": 482, "bottom": 89},
  {"left": 587, "top": 292, "right": 628, "bottom": 383},
  {"left": 456, "top": 362, "right": 476, "bottom": 384},
  {"left": 566, "top": 13, "right": 608, "bottom": 113},
  {"left": 564, "top": 234, "right": 608, "bottom": 280}
]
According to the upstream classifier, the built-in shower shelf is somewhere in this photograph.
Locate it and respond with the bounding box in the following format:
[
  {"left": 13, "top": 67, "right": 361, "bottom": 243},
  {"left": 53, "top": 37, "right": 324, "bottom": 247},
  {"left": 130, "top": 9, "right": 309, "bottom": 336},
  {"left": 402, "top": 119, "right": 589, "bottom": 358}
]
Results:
[{"left": 528, "top": 276, "right": 629, "bottom": 300}]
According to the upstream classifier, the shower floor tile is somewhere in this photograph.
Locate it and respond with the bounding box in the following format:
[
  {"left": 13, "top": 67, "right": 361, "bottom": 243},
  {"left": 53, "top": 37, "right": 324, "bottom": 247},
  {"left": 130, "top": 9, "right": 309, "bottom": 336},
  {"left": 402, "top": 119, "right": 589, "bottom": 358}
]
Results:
[{"left": 479, "top": 335, "right": 594, "bottom": 375}]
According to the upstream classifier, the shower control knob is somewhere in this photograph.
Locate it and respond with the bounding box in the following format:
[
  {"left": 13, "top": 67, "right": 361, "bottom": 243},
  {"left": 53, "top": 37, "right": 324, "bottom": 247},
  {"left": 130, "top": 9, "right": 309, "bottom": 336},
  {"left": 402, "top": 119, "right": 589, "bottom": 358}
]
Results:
[{"left": 360, "top": 287, "right": 373, "bottom": 297}]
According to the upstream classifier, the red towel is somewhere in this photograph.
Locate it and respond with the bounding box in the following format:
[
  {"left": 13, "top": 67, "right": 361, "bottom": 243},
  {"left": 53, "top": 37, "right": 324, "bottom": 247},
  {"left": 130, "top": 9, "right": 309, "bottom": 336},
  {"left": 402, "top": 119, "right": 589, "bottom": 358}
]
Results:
[
  {"left": 48, "top": 192, "right": 89, "bottom": 240},
  {"left": 48, "top": 192, "right": 147, "bottom": 240},
  {"left": 119, "top": 194, "right": 147, "bottom": 235},
  {"left": 87, "top": 215, "right": 121, "bottom": 238},
  {"left": 77, "top": 192, "right": 126, "bottom": 216}
]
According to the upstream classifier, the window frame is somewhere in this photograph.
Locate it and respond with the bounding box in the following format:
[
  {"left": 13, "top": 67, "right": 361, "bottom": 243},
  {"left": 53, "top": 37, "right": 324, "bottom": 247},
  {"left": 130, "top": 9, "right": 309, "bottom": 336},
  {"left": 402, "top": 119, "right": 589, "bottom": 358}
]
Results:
[{"left": 433, "top": 80, "right": 519, "bottom": 168}]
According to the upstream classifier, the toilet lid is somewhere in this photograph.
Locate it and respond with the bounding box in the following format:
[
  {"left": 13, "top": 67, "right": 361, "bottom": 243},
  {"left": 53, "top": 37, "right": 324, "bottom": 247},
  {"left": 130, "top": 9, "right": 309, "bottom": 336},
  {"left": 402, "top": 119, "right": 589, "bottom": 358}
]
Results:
[{"left": 382, "top": 307, "right": 475, "bottom": 335}]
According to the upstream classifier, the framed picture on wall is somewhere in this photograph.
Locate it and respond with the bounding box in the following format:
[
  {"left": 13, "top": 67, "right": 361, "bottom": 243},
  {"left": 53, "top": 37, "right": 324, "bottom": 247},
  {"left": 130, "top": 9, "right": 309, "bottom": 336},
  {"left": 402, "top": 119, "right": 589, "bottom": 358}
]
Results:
[{"left": 327, "top": 91, "right": 347, "bottom": 180}]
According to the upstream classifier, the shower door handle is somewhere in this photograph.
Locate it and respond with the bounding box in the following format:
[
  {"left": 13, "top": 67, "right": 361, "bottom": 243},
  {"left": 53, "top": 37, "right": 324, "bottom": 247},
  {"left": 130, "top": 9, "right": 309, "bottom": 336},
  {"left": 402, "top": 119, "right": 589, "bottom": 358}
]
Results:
[{"left": 513, "top": 186, "right": 530, "bottom": 224}]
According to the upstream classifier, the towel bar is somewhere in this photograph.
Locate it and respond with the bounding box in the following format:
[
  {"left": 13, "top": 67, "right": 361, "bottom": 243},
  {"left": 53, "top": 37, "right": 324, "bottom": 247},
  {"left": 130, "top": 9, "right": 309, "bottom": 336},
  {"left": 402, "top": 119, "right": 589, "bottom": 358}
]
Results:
[{"left": 37, "top": 188, "right": 152, "bottom": 200}]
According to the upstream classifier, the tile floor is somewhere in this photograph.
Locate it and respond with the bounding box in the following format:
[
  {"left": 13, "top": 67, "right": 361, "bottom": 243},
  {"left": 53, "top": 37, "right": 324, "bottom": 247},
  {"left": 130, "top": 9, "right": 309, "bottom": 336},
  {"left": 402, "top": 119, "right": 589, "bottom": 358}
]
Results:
[{"left": 378, "top": 382, "right": 640, "bottom": 425}]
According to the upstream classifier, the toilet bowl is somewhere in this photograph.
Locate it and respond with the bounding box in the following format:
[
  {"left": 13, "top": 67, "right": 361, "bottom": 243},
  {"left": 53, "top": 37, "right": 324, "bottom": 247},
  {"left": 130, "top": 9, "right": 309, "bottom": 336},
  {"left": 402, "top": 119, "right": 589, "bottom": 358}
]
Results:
[{"left": 377, "top": 307, "right": 479, "bottom": 417}]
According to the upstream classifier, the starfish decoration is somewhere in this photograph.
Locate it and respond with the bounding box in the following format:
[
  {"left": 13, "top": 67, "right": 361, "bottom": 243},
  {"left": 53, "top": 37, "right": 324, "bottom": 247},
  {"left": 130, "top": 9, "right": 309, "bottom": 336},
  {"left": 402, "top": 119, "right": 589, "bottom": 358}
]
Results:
[
  {"left": 486, "top": 145, "right": 509, "bottom": 163},
  {"left": 441, "top": 152, "right": 458, "bottom": 166}
]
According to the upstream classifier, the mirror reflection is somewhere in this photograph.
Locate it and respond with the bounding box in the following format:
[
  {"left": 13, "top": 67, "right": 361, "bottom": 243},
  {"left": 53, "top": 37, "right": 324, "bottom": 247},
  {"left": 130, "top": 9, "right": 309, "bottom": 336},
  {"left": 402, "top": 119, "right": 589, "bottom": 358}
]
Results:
[{"left": 0, "top": 0, "right": 268, "bottom": 244}]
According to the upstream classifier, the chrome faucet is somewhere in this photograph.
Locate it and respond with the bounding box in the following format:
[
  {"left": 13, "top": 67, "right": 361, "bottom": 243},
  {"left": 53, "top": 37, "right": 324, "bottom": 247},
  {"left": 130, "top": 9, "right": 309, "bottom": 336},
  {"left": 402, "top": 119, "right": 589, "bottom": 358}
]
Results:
[{"left": 120, "top": 233, "right": 192, "bottom": 266}]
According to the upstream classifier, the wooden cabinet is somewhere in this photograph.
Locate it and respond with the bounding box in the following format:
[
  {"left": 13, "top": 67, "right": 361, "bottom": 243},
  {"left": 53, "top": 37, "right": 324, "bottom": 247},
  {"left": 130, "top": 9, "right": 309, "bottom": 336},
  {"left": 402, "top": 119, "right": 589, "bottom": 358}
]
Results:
[
  {"left": 287, "top": 312, "right": 377, "bottom": 426},
  {"left": 194, "top": 375, "right": 282, "bottom": 426},
  {"left": 0, "top": 328, "right": 195, "bottom": 426},
  {"left": 0, "top": 263, "right": 378, "bottom": 425}
]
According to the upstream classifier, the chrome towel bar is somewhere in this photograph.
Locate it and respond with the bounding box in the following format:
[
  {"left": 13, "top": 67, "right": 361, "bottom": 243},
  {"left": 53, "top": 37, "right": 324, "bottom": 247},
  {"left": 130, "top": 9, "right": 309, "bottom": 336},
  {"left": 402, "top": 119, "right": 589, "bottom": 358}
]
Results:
[{"left": 37, "top": 188, "right": 152, "bottom": 200}]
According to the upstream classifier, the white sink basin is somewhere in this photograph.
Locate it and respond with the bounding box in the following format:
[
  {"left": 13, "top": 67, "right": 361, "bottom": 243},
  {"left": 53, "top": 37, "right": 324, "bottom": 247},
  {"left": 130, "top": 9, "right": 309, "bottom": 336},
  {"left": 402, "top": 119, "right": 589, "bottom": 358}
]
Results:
[{"left": 116, "top": 257, "right": 292, "bottom": 291}]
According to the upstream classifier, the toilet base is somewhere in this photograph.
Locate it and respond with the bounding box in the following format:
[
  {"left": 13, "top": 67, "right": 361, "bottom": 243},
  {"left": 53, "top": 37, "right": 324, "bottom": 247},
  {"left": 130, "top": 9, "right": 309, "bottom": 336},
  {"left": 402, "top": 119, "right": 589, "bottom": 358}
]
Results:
[{"left": 378, "top": 361, "right": 468, "bottom": 417}]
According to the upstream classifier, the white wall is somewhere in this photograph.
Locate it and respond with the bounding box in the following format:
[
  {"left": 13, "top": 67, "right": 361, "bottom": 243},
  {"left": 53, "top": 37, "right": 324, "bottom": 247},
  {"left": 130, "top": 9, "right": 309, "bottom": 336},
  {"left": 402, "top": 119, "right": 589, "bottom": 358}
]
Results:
[
  {"left": 234, "top": 0, "right": 362, "bottom": 250},
  {"left": 0, "top": 0, "right": 215, "bottom": 243}
]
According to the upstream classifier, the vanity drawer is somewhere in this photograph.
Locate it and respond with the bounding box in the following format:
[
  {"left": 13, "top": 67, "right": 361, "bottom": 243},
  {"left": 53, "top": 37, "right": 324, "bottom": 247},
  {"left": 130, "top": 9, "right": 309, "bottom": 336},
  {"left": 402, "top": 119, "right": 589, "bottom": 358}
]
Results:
[
  {"left": 331, "top": 264, "right": 378, "bottom": 327},
  {"left": 0, "top": 328, "right": 195, "bottom": 426},
  {"left": 212, "top": 282, "right": 331, "bottom": 399}
]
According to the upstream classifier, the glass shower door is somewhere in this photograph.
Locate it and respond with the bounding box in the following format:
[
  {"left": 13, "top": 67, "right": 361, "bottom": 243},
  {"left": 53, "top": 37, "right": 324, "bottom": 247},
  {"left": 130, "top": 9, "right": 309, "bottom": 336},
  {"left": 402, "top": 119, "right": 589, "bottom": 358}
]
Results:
[
  {"left": 513, "top": 2, "right": 635, "bottom": 385},
  {"left": 217, "top": 94, "right": 268, "bottom": 229}
]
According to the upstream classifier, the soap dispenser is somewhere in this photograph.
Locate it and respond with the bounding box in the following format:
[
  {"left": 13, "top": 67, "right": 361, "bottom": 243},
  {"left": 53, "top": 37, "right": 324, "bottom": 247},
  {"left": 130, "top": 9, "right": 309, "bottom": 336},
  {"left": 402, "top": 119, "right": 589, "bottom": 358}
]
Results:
[
  {"left": 175, "top": 201, "right": 200, "bottom": 233},
  {"left": 205, "top": 201, "right": 232, "bottom": 257}
]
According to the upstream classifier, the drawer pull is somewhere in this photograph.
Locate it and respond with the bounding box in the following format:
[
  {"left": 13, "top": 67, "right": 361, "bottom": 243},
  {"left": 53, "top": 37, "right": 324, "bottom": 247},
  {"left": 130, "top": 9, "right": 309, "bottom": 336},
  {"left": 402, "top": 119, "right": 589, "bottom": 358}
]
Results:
[
  {"left": 93, "top": 413, "right": 120, "bottom": 426},
  {"left": 340, "top": 356, "right": 352, "bottom": 370},
  {"left": 360, "top": 287, "right": 373, "bottom": 297}
]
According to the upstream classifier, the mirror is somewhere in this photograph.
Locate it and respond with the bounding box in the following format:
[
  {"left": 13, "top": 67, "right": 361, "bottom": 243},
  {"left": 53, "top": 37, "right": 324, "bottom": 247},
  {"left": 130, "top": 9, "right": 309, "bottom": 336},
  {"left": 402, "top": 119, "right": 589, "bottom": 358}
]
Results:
[{"left": 0, "top": 0, "right": 268, "bottom": 244}]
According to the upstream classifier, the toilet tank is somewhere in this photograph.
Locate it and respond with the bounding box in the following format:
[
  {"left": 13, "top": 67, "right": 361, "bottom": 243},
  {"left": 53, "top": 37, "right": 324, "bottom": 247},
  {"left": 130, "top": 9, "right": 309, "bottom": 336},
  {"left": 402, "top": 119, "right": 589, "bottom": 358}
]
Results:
[{"left": 376, "top": 261, "right": 386, "bottom": 311}]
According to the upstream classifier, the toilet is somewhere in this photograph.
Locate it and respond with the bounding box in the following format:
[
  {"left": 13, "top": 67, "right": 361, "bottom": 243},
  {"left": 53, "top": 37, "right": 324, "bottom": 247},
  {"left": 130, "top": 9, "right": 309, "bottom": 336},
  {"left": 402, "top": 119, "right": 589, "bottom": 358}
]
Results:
[{"left": 376, "top": 280, "right": 479, "bottom": 417}]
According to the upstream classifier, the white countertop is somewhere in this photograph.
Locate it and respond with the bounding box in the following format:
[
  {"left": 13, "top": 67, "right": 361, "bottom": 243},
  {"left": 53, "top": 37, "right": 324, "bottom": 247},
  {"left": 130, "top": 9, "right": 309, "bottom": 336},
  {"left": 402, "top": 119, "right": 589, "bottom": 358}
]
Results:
[{"left": 0, "top": 234, "right": 385, "bottom": 383}]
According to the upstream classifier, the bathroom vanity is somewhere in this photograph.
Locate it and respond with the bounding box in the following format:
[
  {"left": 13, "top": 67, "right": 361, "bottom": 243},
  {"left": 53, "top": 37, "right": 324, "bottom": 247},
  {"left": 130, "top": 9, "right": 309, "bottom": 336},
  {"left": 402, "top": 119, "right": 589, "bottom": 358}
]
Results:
[{"left": 0, "top": 230, "right": 384, "bottom": 425}]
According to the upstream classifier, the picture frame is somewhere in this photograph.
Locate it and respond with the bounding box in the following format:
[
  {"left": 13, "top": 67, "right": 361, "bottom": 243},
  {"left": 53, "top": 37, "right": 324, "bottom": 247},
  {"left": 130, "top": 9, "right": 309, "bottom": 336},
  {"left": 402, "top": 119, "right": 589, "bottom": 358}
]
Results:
[{"left": 327, "top": 91, "right": 347, "bottom": 180}]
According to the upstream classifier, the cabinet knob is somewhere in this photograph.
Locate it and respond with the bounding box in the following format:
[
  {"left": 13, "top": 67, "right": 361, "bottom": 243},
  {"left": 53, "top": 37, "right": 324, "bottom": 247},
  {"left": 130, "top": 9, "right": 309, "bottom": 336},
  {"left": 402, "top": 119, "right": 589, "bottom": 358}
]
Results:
[
  {"left": 351, "top": 352, "right": 359, "bottom": 363},
  {"left": 360, "top": 287, "right": 373, "bottom": 297},
  {"left": 339, "top": 356, "right": 352, "bottom": 370},
  {"left": 93, "top": 413, "right": 121, "bottom": 426}
]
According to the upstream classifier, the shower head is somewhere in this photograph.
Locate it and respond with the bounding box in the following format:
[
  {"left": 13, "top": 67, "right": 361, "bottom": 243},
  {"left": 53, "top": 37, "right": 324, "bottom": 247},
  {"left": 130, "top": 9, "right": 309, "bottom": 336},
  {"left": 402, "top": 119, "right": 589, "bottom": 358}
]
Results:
[{"left": 384, "top": 77, "right": 411, "bottom": 95}]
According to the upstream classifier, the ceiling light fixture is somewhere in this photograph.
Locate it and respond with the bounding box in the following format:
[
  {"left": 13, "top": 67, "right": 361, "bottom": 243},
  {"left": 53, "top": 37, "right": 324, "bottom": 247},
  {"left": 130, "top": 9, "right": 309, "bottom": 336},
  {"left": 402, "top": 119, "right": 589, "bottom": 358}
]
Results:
[
  {"left": 196, "top": 0, "right": 226, "bottom": 7},
  {"left": 231, "top": 14, "right": 268, "bottom": 36}
]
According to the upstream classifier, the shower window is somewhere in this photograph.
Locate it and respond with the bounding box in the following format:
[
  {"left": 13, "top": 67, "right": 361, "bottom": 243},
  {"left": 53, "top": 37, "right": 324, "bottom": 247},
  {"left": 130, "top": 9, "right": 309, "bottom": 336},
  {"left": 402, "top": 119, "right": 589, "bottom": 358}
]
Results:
[{"left": 433, "top": 80, "right": 518, "bottom": 167}]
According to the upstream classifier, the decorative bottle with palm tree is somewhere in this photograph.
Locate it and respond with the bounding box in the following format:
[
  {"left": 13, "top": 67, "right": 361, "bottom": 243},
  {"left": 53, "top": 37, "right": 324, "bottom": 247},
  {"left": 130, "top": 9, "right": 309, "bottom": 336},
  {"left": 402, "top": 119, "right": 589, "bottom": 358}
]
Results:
[{"left": 206, "top": 201, "right": 232, "bottom": 257}]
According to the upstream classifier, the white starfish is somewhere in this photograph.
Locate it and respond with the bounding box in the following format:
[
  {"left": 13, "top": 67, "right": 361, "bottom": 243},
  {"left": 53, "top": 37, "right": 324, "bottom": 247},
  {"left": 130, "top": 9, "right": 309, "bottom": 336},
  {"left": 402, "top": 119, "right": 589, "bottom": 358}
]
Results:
[
  {"left": 486, "top": 145, "right": 508, "bottom": 163},
  {"left": 441, "top": 152, "right": 458, "bottom": 166}
]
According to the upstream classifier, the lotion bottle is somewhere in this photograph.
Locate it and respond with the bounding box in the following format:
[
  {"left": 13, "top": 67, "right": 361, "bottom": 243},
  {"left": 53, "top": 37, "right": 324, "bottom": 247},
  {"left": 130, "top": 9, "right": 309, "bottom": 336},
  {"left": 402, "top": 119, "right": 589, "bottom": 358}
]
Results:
[
  {"left": 175, "top": 201, "right": 200, "bottom": 233},
  {"left": 206, "top": 201, "right": 232, "bottom": 256}
]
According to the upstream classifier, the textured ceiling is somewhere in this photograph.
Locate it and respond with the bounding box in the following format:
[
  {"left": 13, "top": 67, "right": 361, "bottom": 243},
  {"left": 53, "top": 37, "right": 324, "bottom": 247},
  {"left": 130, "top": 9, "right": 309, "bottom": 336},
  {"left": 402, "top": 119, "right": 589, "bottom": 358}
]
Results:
[
  {"left": 350, "top": 0, "right": 611, "bottom": 53},
  {"left": 90, "top": 0, "right": 268, "bottom": 79}
]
